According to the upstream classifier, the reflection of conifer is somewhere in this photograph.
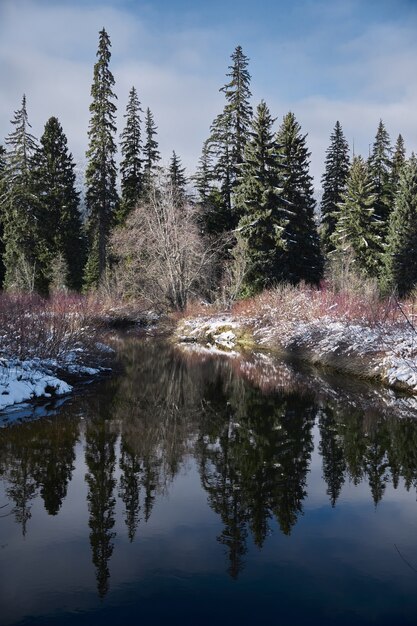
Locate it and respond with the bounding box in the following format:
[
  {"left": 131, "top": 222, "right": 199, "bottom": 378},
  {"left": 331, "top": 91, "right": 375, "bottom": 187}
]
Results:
[
  {"left": 271, "top": 400, "right": 315, "bottom": 535},
  {"left": 119, "top": 440, "right": 142, "bottom": 542},
  {"left": 5, "top": 452, "right": 37, "bottom": 537},
  {"left": 365, "top": 437, "right": 389, "bottom": 506},
  {"left": 340, "top": 412, "right": 367, "bottom": 485},
  {"left": 199, "top": 407, "right": 248, "bottom": 579},
  {"left": 318, "top": 408, "right": 346, "bottom": 507},
  {"left": 85, "top": 420, "right": 117, "bottom": 598},
  {"left": 142, "top": 457, "right": 158, "bottom": 523},
  {"left": 33, "top": 418, "right": 78, "bottom": 516}
]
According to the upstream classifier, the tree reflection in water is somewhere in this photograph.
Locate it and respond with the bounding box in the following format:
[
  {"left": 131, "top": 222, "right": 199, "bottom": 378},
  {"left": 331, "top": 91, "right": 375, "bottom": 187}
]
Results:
[{"left": 2, "top": 337, "right": 417, "bottom": 595}]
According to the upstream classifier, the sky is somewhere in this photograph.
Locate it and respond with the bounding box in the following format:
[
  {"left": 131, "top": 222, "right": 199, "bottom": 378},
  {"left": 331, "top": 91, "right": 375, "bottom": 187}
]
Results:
[{"left": 1, "top": 0, "right": 417, "bottom": 186}]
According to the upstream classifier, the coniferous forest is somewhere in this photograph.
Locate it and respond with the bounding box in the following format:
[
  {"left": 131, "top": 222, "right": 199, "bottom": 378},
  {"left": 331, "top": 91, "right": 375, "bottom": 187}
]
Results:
[{"left": 0, "top": 28, "right": 416, "bottom": 307}]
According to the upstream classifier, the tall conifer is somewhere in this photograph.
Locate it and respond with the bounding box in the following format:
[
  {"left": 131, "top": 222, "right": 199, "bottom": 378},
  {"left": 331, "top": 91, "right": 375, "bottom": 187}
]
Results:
[
  {"left": 383, "top": 155, "right": 417, "bottom": 296},
  {"left": 235, "top": 101, "right": 288, "bottom": 293},
  {"left": 391, "top": 134, "right": 406, "bottom": 196},
  {"left": 143, "top": 107, "right": 160, "bottom": 192},
  {"left": 203, "top": 46, "right": 253, "bottom": 231},
  {"left": 368, "top": 120, "right": 392, "bottom": 237},
  {"left": 1, "top": 95, "right": 41, "bottom": 291},
  {"left": 84, "top": 28, "right": 118, "bottom": 289},
  {"left": 0, "top": 145, "right": 6, "bottom": 286},
  {"left": 276, "top": 112, "right": 323, "bottom": 285},
  {"left": 31, "top": 117, "right": 85, "bottom": 291},
  {"left": 331, "top": 156, "right": 382, "bottom": 278},
  {"left": 320, "top": 121, "right": 350, "bottom": 254},
  {"left": 169, "top": 151, "right": 187, "bottom": 198},
  {"left": 118, "top": 86, "right": 143, "bottom": 224}
]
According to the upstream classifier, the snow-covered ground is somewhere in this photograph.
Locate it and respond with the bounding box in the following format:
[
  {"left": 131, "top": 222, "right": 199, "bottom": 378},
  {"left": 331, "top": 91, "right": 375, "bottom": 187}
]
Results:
[
  {"left": 175, "top": 314, "right": 417, "bottom": 395},
  {"left": 0, "top": 344, "right": 113, "bottom": 418}
]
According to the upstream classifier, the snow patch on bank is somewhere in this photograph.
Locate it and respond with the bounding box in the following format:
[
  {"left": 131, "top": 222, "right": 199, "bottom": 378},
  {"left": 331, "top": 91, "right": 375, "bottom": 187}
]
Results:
[
  {"left": 0, "top": 360, "right": 72, "bottom": 411},
  {"left": 177, "top": 313, "right": 417, "bottom": 395}
]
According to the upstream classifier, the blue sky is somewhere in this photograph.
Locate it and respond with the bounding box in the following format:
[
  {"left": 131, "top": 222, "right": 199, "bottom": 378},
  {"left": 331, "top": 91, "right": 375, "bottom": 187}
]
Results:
[{"left": 1, "top": 0, "right": 417, "bottom": 184}]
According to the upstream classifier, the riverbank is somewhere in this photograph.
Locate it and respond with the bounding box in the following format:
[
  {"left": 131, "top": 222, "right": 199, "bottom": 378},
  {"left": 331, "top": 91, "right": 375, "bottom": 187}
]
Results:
[{"left": 174, "top": 285, "right": 417, "bottom": 395}]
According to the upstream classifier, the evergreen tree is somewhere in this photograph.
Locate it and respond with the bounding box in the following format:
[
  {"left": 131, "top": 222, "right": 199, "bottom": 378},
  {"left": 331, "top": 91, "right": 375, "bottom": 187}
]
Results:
[
  {"left": 143, "top": 107, "right": 160, "bottom": 191},
  {"left": 203, "top": 46, "right": 253, "bottom": 232},
  {"left": 194, "top": 139, "right": 213, "bottom": 203},
  {"left": 220, "top": 45, "right": 253, "bottom": 175},
  {"left": 320, "top": 121, "right": 350, "bottom": 254},
  {"left": 31, "top": 116, "right": 85, "bottom": 291},
  {"left": 331, "top": 156, "right": 382, "bottom": 278},
  {"left": 276, "top": 112, "right": 323, "bottom": 285},
  {"left": 391, "top": 134, "right": 406, "bottom": 195},
  {"left": 0, "top": 144, "right": 6, "bottom": 286},
  {"left": 169, "top": 150, "right": 187, "bottom": 198},
  {"left": 235, "top": 101, "right": 289, "bottom": 294},
  {"left": 368, "top": 120, "right": 393, "bottom": 237},
  {"left": 118, "top": 86, "right": 143, "bottom": 224},
  {"left": 1, "top": 95, "right": 41, "bottom": 291},
  {"left": 383, "top": 155, "right": 417, "bottom": 296},
  {"left": 84, "top": 28, "right": 118, "bottom": 290}
]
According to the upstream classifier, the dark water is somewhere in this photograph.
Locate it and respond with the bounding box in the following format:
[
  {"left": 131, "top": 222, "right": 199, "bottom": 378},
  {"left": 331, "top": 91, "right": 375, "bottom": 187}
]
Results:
[{"left": 2, "top": 337, "right": 417, "bottom": 626}]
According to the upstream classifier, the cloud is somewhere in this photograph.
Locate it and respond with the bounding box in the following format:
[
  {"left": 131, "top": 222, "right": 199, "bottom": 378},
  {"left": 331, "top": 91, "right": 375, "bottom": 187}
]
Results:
[{"left": 1, "top": 0, "right": 417, "bottom": 187}]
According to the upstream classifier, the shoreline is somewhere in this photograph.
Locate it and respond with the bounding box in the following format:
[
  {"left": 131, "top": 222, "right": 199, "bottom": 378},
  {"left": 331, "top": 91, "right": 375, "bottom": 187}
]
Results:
[{"left": 174, "top": 312, "right": 417, "bottom": 396}]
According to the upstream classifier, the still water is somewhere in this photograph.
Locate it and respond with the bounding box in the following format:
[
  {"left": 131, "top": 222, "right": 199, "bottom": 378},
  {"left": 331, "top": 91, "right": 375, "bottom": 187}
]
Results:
[{"left": 1, "top": 336, "right": 417, "bottom": 625}]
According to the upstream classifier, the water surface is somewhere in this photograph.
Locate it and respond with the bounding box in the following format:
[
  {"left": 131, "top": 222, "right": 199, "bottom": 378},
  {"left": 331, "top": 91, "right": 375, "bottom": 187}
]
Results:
[{"left": 1, "top": 337, "right": 417, "bottom": 625}]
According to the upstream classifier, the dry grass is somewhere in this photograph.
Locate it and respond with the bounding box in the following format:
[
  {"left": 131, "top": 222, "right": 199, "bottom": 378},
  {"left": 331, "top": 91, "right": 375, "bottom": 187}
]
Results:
[
  {"left": 229, "top": 282, "right": 415, "bottom": 329},
  {"left": 0, "top": 292, "right": 107, "bottom": 361}
]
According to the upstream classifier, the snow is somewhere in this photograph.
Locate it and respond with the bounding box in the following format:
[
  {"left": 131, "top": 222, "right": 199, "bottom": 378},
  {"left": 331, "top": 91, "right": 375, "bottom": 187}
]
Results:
[
  {"left": 177, "top": 312, "right": 417, "bottom": 396},
  {"left": 0, "top": 360, "right": 72, "bottom": 412}
]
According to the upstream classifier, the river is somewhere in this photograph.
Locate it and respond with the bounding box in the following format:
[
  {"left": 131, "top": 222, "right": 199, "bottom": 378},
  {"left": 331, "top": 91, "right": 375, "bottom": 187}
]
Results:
[{"left": 1, "top": 334, "right": 417, "bottom": 625}]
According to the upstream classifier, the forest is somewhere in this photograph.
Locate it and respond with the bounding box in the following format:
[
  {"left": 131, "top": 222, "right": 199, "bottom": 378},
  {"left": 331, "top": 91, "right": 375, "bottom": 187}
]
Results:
[{"left": 0, "top": 27, "right": 415, "bottom": 312}]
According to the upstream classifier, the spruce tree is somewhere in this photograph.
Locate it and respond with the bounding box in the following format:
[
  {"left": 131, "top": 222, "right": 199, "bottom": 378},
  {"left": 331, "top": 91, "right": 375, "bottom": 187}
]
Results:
[
  {"left": 118, "top": 86, "right": 143, "bottom": 224},
  {"left": 383, "top": 155, "right": 417, "bottom": 296},
  {"left": 276, "top": 112, "right": 323, "bottom": 285},
  {"left": 31, "top": 116, "right": 85, "bottom": 291},
  {"left": 220, "top": 45, "right": 253, "bottom": 174},
  {"left": 1, "top": 95, "right": 41, "bottom": 291},
  {"left": 84, "top": 28, "right": 118, "bottom": 290},
  {"left": 235, "top": 101, "right": 288, "bottom": 293},
  {"left": 391, "top": 134, "right": 406, "bottom": 196},
  {"left": 169, "top": 151, "right": 187, "bottom": 198},
  {"left": 0, "top": 144, "right": 6, "bottom": 286},
  {"left": 320, "top": 121, "right": 350, "bottom": 254},
  {"left": 331, "top": 156, "right": 382, "bottom": 278},
  {"left": 142, "top": 107, "right": 160, "bottom": 192},
  {"left": 203, "top": 46, "right": 253, "bottom": 232},
  {"left": 368, "top": 120, "right": 392, "bottom": 237}
]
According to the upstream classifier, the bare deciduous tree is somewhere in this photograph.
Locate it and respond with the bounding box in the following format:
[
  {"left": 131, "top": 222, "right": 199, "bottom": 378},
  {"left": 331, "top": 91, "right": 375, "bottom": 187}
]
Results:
[{"left": 111, "top": 172, "right": 220, "bottom": 310}]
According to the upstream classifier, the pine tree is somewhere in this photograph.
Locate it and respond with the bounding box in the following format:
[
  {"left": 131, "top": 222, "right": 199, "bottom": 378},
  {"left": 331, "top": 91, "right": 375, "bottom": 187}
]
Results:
[
  {"left": 383, "top": 155, "right": 417, "bottom": 296},
  {"left": 1, "top": 95, "right": 41, "bottom": 291},
  {"left": 391, "top": 134, "right": 406, "bottom": 196},
  {"left": 203, "top": 46, "right": 253, "bottom": 232},
  {"left": 235, "top": 101, "right": 289, "bottom": 293},
  {"left": 31, "top": 116, "right": 85, "bottom": 291},
  {"left": 118, "top": 86, "right": 143, "bottom": 224},
  {"left": 142, "top": 107, "right": 160, "bottom": 192},
  {"left": 84, "top": 28, "right": 118, "bottom": 290},
  {"left": 276, "top": 112, "right": 323, "bottom": 285},
  {"left": 368, "top": 120, "right": 392, "bottom": 237},
  {"left": 331, "top": 156, "right": 382, "bottom": 278},
  {"left": 320, "top": 121, "right": 350, "bottom": 254},
  {"left": 169, "top": 150, "right": 187, "bottom": 198}
]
